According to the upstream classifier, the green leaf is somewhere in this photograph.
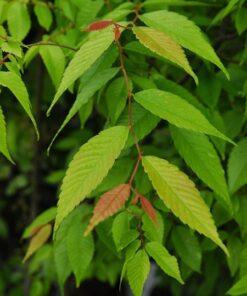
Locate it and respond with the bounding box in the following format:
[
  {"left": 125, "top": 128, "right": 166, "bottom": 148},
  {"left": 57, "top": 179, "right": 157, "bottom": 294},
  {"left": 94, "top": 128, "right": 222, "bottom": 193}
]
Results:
[
  {"left": 54, "top": 238, "right": 72, "bottom": 288},
  {"left": 7, "top": 2, "right": 31, "bottom": 41},
  {"left": 74, "top": 0, "right": 103, "bottom": 28},
  {"left": 39, "top": 45, "right": 65, "bottom": 89},
  {"left": 23, "top": 207, "right": 57, "bottom": 239},
  {"left": 34, "top": 2, "right": 53, "bottom": 31},
  {"left": 210, "top": 0, "right": 240, "bottom": 27},
  {"left": 140, "top": 10, "right": 229, "bottom": 79},
  {"left": 170, "top": 126, "right": 231, "bottom": 209},
  {"left": 146, "top": 241, "right": 184, "bottom": 284},
  {"left": 54, "top": 126, "right": 129, "bottom": 232},
  {"left": 142, "top": 155, "right": 228, "bottom": 255},
  {"left": 227, "top": 236, "right": 242, "bottom": 277},
  {"left": 0, "top": 71, "right": 39, "bottom": 138},
  {"left": 227, "top": 274, "right": 247, "bottom": 295},
  {"left": 66, "top": 217, "right": 94, "bottom": 286},
  {"left": 48, "top": 67, "right": 119, "bottom": 152},
  {"left": 118, "top": 102, "right": 160, "bottom": 148},
  {"left": 143, "top": 0, "right": 218, "bottom": 7},
  {"left": 112, "top": 212, "right": 138, "bottom": 251},
  {"left": 0, "top": 106, "right": 13, "bottom": 162},
  {"left": 134, "top": 89, "right": 231, "bottom": 143},
  {"left": 47, "top": 27, "right": 114, "bottom": 114},
  {"left": 133, "top": 26, "right": 198, "bottom": 84},
  {"left": 142, "top": 212, "right": 164, "bottom": 243},
  {"left": 235, "top": 7, "right": 247, "bottom": 34},
  {"left": 171, "top": 226, "right": 202, "bottom": 272},
  {"left": 105, "top": 77, "right": 128, "bottom": 124},
  {"left": 127, "top": 250, "right": 150, "bottom": 296},
  {"left": 228, "top": 138, "right": 247, "bottom": 193},
  {"left": 1, "top": 39, "right": 22, "bottom": 57}
]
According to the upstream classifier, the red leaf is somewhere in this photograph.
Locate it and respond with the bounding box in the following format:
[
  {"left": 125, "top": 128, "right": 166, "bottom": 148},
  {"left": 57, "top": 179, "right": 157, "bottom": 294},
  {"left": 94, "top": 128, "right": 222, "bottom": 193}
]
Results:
[
  {"left": 140, "top": 196, "right": 157, "bottom": 224},
  {"left": 114, "top": 25, "right": 121, "bottom": 41},
  {"left": 84, "top": 184, "right": 131, "bottom": 235},
  {"left": 86, "top": 20, "right": 113, "bottom": 32}
]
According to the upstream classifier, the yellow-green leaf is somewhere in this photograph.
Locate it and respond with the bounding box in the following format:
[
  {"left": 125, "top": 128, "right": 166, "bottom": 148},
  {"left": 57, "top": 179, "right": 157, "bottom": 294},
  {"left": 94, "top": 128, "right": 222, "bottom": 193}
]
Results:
[
  {"left": 47, "top": 27, "right": 115, "bottom": 114},
  {"left": 54, "top": 126, "right": 129, "bottom": 232},
  {"left": 140, "top": 10, "right": 229, "bottom": 79},
  {"left": 0, "top": 71, "right": 39, "bottom": 138},
  {"left": 142, "top": 155, "right": 228, "bottom": 255},
  {"left": 133, "top": 26, "right": 197, "bottom": 84},
  {"left": 0, "top": 106, "right": 13, "bottom": 163},
  {"left": 23, "top": 224, "right": 52, "bottom": 262}
]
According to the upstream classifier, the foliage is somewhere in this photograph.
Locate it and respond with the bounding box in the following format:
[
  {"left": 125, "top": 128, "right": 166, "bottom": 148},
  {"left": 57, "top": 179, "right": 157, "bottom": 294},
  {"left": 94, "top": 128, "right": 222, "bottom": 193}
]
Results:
[{"left": 0, "top": 0, "right": 247, "bottom": 295}]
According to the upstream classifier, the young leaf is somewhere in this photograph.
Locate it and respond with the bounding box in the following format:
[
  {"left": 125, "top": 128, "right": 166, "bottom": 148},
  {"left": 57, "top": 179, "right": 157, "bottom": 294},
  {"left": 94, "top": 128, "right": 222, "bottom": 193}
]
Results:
[
  {"left": 39, "top": 45, "right": 65, "bottom": 89},
  {"left": 48, "top": 67, "right": 119, "bottom": 152},
  {"left": 127, "top": 250, "right": 150, "bottom": 296},
  {"left": 134, "top": 89, "right": 232, "bottom": 143},
  {"left": 146, "top": 241, "right": 184, "bottom": 284},
  {"left": 0, "top": 71, "right": 39, "bottom": 138},
  {"left": 228, "top": 138, "right": 247, "bottom": 193},
  {"left": 7, "top": 2, "right": 31, "bottom": 41},
  {"left": 133, "top": 26, "right": 198, "bottom": 84},
  {"left": 0, "top": 106, "right": 13, "bottom": 162},
  {"left": 171, "top": 226, "right": 202, "bottom": 272},
  {"left": 140, "top": 10, "right": 229, "bottom": 79},
  {"left": 142, "top": 155, "right": 228, "bottom": 255},
  {"left": 34, "top": 2, "right": 53, "bottom": 31},
  {"left": 47, "top": 27, "right": 115, "bottom": 114},
  {"left": 54, "top": 126, "right": 129, "bottom": 232},
  {"left": 84, "top": 183, "right": 131, "bottom": 235},
  {"left": 22, "top": 207, "right": 56, "bottom": 239},
  {"left": 227, "top": 274, "right": 247, "bottom": 295},
  {"left": 140, "top": 196, "right": 157, "bottom": 224},
  {"left": 170, "top": 126, "right": 231, "bottom": 210},
  {"left": 86, "top": 20, "right": 114, "bottom": 31},
  {"left": 23, "top": 224, "right": 52, "bottom": 262},
  {"left": 66, "top": 218, "right": 94, "bottom": 286}
]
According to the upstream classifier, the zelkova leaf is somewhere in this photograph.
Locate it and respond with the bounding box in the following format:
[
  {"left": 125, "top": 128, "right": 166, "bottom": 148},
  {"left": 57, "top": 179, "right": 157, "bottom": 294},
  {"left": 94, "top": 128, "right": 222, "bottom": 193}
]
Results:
[
  {"left": 39, "top": 45, "right": 65, "bottom": 89},
  {"left": 171, "top": 225, "right": 202, "bottom": 272},
  {"left": 66, "top": 218, "right": 94, "bottom": 286},
  {"left": 86, "top": 20, "right": 114, "bottom": 31},
  {"left": 228, "top": 138, "right": 247, "bottom": 194},
  {"left": 132, "top": 26, "right": 198, "bottom": 84},
  {"left": 140, "top": 10, "right": 229, "bottom": 79},
  {"left": 22, "top": 207, "right": 57, "bottom": 239},
  {"left": 0, "top": 71, "right": 38, "bottom": 138},
  {"left": 47, "top": 27, "right": 115, "bottom": 114},
  {"left": 140, "top": 196, "right": 157, "bottom": 224},
  {"left": 0, "top": 106, "right": 13, "bottom": 162},
  {"left": 146, "top": 241, "right": 184, "bottom": 284},
  {"left": 210, "top": 0, "right": 240, "bottom": 27},
  {"left": 54, "top": 126, "right": 129, "bottom": 232},
  {"left": 170, "top": 126, "right": 231, "bottom": 210},
  {"left": 127, "top": 249, "right": 150, "bottom": 296},
  {"left": 48, "top": 67, "right": 119, "bottom": 153},
  {"left": 7, "top": 2, "right": 31, "bottom": 41},
  {"left": 227, "top": 274, "right": 247, "bottom": 295},
  {"left": 134, "top": 89, "right": 232, "bottom": 143},
  {"left": 142, "top": 156, "right": 228, "bottom": 255},
  {"left": 23, "top": 224, "right": 52, "bottom": 262},
  {"left": 34, "top": 2, "right": 53, "bottom": 31},
  {"left": 84, "top": 184, "right": 131, "bottom": 235}
]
